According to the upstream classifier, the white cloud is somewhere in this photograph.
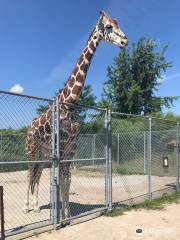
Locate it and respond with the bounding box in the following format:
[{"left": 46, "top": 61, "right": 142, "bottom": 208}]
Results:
[
  {"left": 157, "top": 75, "right": 167, "bottom": 83},
  {"left": 165, "top": 72, "right": 180, "bottom": 81},
  {"left": 158, "top": 72, "right": 180, "bottom": 84},
  {"left": 9, "top": 84, "right": 24, "bottom": 94}
]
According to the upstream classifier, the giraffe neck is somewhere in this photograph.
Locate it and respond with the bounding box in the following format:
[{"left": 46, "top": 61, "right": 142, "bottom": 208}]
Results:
[{"left": 58, "top": 27, "right": 102, "bottom": 103}]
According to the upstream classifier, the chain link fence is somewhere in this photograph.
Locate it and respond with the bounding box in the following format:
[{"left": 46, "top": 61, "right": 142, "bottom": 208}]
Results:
[
  {"left": 151, "top": 118, "right": 178, "bottom": 199},
  {"left": 0, "top": 91, "right": 53, "bottom": 237},
  {"left": 110, "top": 112, "right": 180, "bottom": 207},
  {"left": 0, "top": 90, "right": 180, "bottom": 238},
  {"left": 110, "top": 112, "right": 149, "bottom": 207}
]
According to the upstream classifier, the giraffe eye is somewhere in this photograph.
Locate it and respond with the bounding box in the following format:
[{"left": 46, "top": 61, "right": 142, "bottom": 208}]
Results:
[{"left": 106, "top": 24, "right": 112, "bottom": 29}]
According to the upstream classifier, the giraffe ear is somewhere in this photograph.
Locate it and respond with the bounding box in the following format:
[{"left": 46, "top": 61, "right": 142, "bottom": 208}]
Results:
[{"left": 100, "top": 10, "right": 106, "bottom": 16}]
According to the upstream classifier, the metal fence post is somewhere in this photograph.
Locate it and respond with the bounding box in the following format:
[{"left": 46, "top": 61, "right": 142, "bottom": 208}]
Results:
[
  {"left": 0, "top": 135, "right": 2, "bottom": 171},
  {"left": 176, "top": 122, "right": 180, "bottom": 190},
  {"left": 148, "top": 117, "right": 152, "bottom": 200},
  {"left": 117, "top": 133, "right": 120, "bottom": 164},
  {"left": 50, "top": 99, "right": 56, "bottom": 226},
  {"left": 108, "top": 109, "right": 112, "bottom": 211},
  {"left": 105, "top": 109, "right": 109, "bottom": 208},
  {"left": 144, "top": 131, "right": 146, "bottom": 174},
  {"left": 55, "top": 97, "right": 60, "bottom": 225},
  {"left": 92, "top": 134, "right": 95, "bottom": 166},
  {"left": 0, "top": 134, "right": 2, "bottom": 160},
  {"left": 0, "top": 186, "right": 5, "bottom": 240}
]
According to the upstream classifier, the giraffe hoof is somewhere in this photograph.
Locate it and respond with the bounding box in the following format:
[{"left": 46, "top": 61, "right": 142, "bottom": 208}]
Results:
[
  {"left": 23, "top": 209, "right": 29, "bottom": 214},
  {"left": 33, "top": 207, "right": 40, "bottom": 213}
]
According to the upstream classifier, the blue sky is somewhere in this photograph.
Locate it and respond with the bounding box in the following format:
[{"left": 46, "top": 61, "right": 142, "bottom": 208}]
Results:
[{"left": 0, "top": 0, "right": 180, "bottom": 114}]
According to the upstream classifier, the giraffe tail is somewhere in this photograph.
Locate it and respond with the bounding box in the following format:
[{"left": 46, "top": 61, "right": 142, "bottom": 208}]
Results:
[{"left": 29, "top": 163, "right": 41, "bottom": 195}]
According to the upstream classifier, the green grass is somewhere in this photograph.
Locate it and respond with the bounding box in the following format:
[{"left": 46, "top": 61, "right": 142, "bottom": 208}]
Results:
[
  {"left": 113, "top": 166, "right": 144, "bottom": 175},
  {"left": 105, "top": 191, "right": 180, "bottom": 217}
]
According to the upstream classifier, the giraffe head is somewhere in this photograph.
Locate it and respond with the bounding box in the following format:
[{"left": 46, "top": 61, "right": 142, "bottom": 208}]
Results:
[{"left": 98, "top": 11, "right": 128, "bottom": 48}]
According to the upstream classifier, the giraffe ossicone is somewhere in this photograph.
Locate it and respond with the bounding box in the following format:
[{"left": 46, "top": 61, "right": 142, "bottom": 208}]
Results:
[{"left": 24, "top": 11, "right": 128, "bottom": 217}]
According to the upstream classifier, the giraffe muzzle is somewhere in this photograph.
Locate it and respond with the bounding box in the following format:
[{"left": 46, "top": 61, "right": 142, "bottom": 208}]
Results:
[{"left": 119, "top": 36, "right": 128, "bottom": 48}]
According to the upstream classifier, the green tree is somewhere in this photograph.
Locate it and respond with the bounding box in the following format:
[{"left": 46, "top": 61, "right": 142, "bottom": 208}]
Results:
[
  {"left": 36, "top": 104, "right": 50, "bottom": 115},
  {"left": 103, "top": 36, "right": 176, "bottom": 115},
  {"left": 76, "top": 84, "right": 97, "bottom": 121},
  {"left": 79, "top": 84, "right": 97, "bottom": 107}
]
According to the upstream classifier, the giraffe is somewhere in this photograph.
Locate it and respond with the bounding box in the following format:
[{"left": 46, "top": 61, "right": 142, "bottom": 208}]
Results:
[{"left": 24, "top": 11, "right": 128, "bottom": 218}]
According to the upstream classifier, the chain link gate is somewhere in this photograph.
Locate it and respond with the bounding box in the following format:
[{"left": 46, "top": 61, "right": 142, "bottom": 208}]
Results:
[
  {"left": 51, "top": 99, "right": 109, "bottom": 226},
  {"left": 0, "top": 91, "right": 109, "bottom": 237}
]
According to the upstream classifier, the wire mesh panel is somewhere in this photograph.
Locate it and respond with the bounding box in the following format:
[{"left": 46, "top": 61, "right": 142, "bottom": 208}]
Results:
[
  {"left": 1, "top": 90, "right": 179, "bottom": 236},
  {"left": 0, "top": 91, "right": 53, "bottom": 236},
  {"left": 0, "top": 162, "right": 52, "bottom": 235},
  {"left": 56, "top": 103, "right": 107, "bottom": 223},
  {"left": 151, "top": 118, "right": 177, "bottom": 198},
  {"left": 111, "top": 112, "right": 149, "bottom": 206}
]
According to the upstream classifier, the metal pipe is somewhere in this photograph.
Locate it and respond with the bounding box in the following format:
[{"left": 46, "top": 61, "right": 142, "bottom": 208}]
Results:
[
  {"left": 176, "top": 122, "right": 180, "bottom": 190},
  {"left": 0, "top": 89, "right": 52, "bottom": 102},
  {"left": 111, "top": 111, "right": 149, "bottom": 119},
  {"left": 50, "top": 100, "right": 56, "bottom": 225},
  {"left": 60, "top": 158, "right": 106, "bottom": 163},
  {"left": 117, "top": 133, "right": 120, "bottom": 164},
  {"left": 0, "top": 160, "right": 52, "bottom": 164},
  {"left": 108, "top": 110, "right": 112, "bottom": 211},
  {"left": 144, "top": 131, "right": 146, "bottom": 174},
  {"left": 0, "top": 134, "right": 3, "bottom": 172},
  {"left": 105, "top": 109, "right": 109, "bottom": 208},
  {"left": 92, "top": 134, "right": 96, "bottom": 166},
  {"left": 56, "top": 97, "right": 60, "bottom": 225},
  {"left": 5, "top": 221, "right": 52, "bottom": 237},
  {"left": 0, "top": 186, "right": 5, "bottom": 240},
  {"left": 58, "top": 101, "right": 106, "bottom": 111},
  {"left": 148, "top": 117, "right": 152, "bottom": 200},
  {"left": 60, "top": 207, "right": 107, "bottom": 224},
  {"left": 111, "top": 111, "right": 178, "bottom": 123}
]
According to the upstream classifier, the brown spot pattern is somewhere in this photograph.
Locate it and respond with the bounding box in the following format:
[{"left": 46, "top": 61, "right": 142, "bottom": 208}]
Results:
[
  {"left": 85, "top": 51, "right": 92, "bottom": 61},
  {"left": 68, "top": 77, "right": 75, "bottom": 87},
  {"left": 63, "top": 86, "right": 68, "bottom": 96},
  {"left": 76, "top": 72, "right": 84, "bottom": 82},
  {"left": 33, "top": 119, "right": 39, "bottom": 128},
  {"left": 40, "top": 114, "right": 46, "bottom": 125},
  {"left": 89, "top": 41, "right": 95, "bottom": 51},
  {"left": 80, "top": 62, "right": 89, "bottom": 72},
  {"left": 72, "top": 84, "right": 82, "bottom": 94},
  {"left": 78, "top": 55, "right": 84, "bottom": 65},
  {"left": 72, "top": 67, "right": 79, "bottom": 76}
]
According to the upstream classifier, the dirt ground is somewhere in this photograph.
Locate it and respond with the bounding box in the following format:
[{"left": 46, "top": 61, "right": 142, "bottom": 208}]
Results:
[
  {"left": 0, "top": 168, "right": 177, "bottom": 234},
  {"left": 27, "top": 203, "right": 180, "bottom": 240}
]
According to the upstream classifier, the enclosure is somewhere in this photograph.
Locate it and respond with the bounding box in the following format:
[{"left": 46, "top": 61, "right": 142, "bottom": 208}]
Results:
[{"left": 0, "top": 90, "right": 179, "bottom": 238}]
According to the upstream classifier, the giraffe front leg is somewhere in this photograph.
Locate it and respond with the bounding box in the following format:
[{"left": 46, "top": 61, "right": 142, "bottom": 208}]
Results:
[
  {"left": 23, "top": 174, "right": 31, "bottom": 213},
  {"left": 60, "top": 173, "right": 66, "bottom": 220},
  {"left": 32, "top": 182, "right": 40, "bottom": 213},
  {"left": 64, "top": 174, "right": 71, "bottom": 219}
]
